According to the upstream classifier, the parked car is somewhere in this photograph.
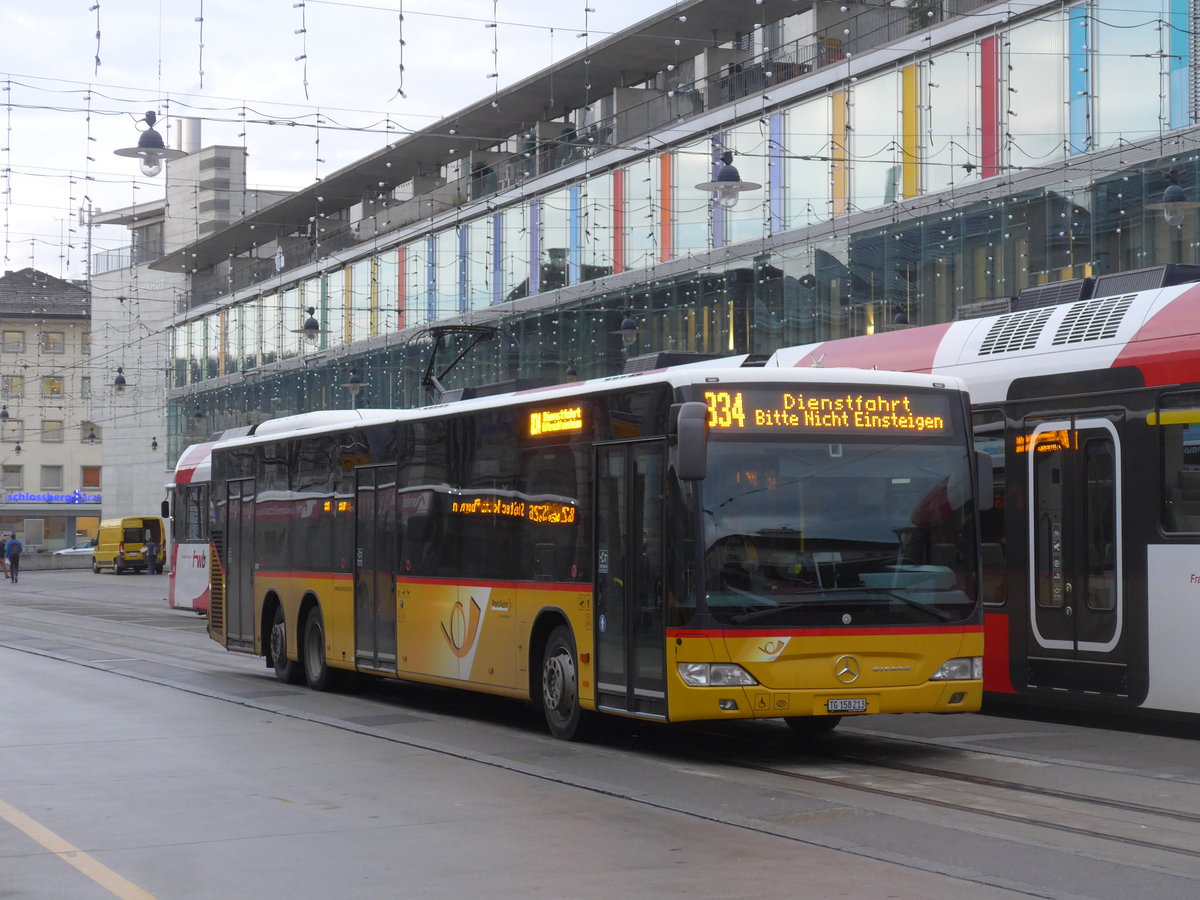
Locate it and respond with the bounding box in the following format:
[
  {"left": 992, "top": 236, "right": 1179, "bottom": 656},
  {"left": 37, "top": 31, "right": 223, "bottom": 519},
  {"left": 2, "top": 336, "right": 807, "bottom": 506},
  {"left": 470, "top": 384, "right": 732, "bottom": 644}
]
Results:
[{"left": 54, "top": 538, "right": 97, "bottom": 556}]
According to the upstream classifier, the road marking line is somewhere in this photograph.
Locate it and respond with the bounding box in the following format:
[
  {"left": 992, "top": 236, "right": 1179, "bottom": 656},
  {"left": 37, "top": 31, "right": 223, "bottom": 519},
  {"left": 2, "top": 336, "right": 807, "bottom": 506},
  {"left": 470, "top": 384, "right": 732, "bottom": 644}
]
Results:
[{"left": 0, "top": 797, "right": 156, "bottom": 900}]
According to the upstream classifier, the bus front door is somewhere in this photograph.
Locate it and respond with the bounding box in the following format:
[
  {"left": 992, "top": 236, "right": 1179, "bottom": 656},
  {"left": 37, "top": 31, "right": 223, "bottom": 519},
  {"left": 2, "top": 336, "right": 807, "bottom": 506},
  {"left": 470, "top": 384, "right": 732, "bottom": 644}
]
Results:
[
  {"left": 224, "top": 478, "right": 255, "bottom": 650},
  {"left": 355, "top": 465, "right": 398, "bottom": 672},
  {"left": 1026, "top": 416, "right": 1125, "bottom": 693},
  {"left": 594, "top": 441, "right": 667, "bottom": 719}
]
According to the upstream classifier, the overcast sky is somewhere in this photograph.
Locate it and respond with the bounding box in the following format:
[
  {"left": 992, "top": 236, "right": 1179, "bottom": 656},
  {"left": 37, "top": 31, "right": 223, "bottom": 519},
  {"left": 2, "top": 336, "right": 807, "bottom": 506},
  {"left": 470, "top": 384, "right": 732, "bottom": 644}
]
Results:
[{"left": 0, "top": 0, "right": 683, "bottom": 281}]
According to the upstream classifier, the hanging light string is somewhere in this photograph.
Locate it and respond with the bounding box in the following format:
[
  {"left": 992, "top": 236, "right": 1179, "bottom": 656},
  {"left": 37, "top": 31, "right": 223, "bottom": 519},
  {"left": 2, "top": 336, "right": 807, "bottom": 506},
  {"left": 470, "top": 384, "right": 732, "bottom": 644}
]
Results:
[
  {"left": 295, "top": 1, "right": 310, "bottom": 99},
  {"left": 581, "top": 3, "right": 593, "bottom": 113},
  {"left": 314, "top": 110, "right": 325, "bottom": 180},
  {"left": 91, "top": 2, "right": 102, "bottom": 75},
  {"left": 486, "top": 0, "right": 500, "bottom": 106},
  {"left": 2, "top": 81, "right": 12, "bottom": 273},
  {"left": 197, "top": 0, "right": 206, "bottom": 90},
  {"left": 394, "top": 1, "right": 407, "bottom": 100}
]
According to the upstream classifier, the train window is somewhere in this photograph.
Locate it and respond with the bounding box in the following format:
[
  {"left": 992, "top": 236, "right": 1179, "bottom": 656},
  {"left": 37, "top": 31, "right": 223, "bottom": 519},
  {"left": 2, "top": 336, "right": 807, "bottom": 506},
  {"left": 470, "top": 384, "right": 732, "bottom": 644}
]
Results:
[
  {"left": 973, "top": 408, "right": 1007, "bottom": 606},
  {"left": 1084, "top": 438, "right": 1116, "bottom": 611},
  {"left": 1158, "top": 392, "right": 1200, "bottom": 533}
]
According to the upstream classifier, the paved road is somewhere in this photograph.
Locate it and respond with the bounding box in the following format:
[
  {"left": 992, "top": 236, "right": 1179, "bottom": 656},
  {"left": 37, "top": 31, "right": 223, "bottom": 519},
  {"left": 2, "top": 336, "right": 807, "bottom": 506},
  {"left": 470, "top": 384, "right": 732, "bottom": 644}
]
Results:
[{"left": 2, "top": 571, "right": 1200, "bottom": 898}]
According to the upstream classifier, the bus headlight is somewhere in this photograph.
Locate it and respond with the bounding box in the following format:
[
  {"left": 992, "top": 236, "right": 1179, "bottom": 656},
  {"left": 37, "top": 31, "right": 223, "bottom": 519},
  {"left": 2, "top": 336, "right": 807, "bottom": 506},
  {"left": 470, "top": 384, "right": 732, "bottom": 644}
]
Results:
[
  {"left": 677, "top": 663, "right": 758, "bottom": 687},
  {"left": 929, "top": 657, "right": 983, "bottom": 681}
]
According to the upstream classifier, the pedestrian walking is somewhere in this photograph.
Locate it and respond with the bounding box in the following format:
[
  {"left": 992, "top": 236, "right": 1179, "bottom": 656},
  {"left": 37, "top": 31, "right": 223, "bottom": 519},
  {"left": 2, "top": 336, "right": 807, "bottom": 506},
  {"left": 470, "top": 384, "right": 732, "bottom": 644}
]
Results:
[
  {"left": 0, "top": 535, "right": 8, "bottom": 580},
  {"left": 7, "top": 535, "right": 23, "bottom": 583},
  {"left": 144, "top": 537, "right": 161, "bottom": 575}
]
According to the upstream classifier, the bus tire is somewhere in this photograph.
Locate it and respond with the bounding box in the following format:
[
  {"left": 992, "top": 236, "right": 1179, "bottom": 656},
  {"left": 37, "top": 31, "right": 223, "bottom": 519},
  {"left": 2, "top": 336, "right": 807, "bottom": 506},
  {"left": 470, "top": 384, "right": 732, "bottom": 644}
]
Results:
[
  {"left": 269, "top": 606, "right": 303, "bottom": 685},
  {"left": 783, "top": 715, "right": 841, "bottom": 735},
  {"left": 540, "top": 625, "right": 594, "bottom": 741},
  {"left": 303, "top": 607, "right": 334, "bottom": 692}
]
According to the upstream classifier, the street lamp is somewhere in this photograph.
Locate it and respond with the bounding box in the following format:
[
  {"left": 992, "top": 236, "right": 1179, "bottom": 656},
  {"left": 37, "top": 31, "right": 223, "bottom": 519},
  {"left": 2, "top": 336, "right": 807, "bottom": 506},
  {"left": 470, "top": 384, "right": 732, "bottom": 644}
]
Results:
[
  {"left": 1147, "top": 178, "right": 1200, "bottom": 226},
  {"left": 695, "top": 150, "right": 761, "bottom": 209},
  {"left": 290, "top": 306, "right": 328, "bottom": 345},
  {"left": 609, "top": 310, "right": 639, "bottom": 352},
  {"left": 340, "top": 371, "right": 368, "bottom": 408},
  {"left": 114, "top": 366, "right": 127, "bottom": 395},
  {"left": 113, "top": 111, "right": 187, "bottom": 177}
]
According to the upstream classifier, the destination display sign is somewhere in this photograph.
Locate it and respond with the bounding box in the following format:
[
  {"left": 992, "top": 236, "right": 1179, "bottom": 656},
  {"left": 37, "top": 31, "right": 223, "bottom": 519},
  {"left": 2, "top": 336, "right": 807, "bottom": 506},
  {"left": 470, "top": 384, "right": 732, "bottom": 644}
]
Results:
[
  {"left": 529, "top": 405, "right": 583, "bottom": 437},
  {"left": 701, "top": 388, "right": 953, "bottom": 436}
]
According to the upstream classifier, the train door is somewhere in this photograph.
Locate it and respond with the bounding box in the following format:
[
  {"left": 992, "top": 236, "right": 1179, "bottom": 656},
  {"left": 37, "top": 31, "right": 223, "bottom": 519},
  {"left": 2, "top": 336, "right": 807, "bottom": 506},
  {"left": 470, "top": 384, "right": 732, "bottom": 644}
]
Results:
[
  {"left": 594, "top": 441, "right": 667, "bottom": 719},
  {"left": 224, "top": 478, "right": 256, "bottom": 650},
  {"left": 1025, "top": 415, "right": 1124, "bottom": 692},
  {"left": 354, "top": 465, "right": 398, "bottom": 672}
]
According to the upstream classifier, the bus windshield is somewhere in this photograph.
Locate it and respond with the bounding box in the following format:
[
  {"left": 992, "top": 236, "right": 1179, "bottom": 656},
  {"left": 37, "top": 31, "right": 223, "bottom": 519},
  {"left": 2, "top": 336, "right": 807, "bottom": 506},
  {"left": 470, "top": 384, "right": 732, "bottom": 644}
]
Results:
[{"left": 699, "top": 438, "right": 977, "bottom": 627}]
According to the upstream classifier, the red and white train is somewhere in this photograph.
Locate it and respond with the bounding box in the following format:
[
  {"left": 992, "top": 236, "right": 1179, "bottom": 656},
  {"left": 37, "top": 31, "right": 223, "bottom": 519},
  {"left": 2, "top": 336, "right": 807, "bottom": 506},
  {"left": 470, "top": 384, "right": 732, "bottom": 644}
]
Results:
[{"left": 762, "top": 267, "right": 1200, "bottom": 719}]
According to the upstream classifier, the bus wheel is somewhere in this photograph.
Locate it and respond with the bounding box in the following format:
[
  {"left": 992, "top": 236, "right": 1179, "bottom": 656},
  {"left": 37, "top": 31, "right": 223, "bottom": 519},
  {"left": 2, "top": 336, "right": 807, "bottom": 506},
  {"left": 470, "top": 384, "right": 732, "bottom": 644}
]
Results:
[
  {"left": 783, "top": 715, "right": 841, "bottom": 735},
  {"left": 269, "top": 606, "right": 303, "bottom": 685},
  {"left": 540, "top": 625, "right": 593, "bottom": 741},
  {"left": 303, "top": 607, "right": 334, "bottom": 692}
]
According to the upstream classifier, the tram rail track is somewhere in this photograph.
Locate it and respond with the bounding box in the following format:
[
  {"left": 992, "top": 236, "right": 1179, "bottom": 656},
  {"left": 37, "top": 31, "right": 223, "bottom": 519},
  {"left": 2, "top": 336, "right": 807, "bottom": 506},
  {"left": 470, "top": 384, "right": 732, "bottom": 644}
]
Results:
[{"left": 738, "top": 756, "right": 1200, "bottom": 860}]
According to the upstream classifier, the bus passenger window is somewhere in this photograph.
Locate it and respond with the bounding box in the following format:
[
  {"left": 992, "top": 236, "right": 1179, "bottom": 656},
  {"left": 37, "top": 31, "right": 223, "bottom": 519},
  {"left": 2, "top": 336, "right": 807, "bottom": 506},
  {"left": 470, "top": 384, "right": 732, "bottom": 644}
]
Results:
[
  {"left": 972, "top": 408, "right": 1007, "bottom": 605},
  {"left": 1158, "top": 393, "right": 1200, "bottom": 533}
]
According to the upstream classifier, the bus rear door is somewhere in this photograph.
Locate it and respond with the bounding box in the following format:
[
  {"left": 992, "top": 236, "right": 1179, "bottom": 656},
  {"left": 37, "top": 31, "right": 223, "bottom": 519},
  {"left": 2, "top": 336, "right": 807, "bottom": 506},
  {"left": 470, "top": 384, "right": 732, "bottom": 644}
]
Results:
[
  {"left": 594, "top": 441, "right": 667, "bottom": 719},
  {"left": 224, "top": 478, "right": 256, "bottom": 650},
  {"left": 1026, "top": 415, "right": 1124, "bottom": 693}
]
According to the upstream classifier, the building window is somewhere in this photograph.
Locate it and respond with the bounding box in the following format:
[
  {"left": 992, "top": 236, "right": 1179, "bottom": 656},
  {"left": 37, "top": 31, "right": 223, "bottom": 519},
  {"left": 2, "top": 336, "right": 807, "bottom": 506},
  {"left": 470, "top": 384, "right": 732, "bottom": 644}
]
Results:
[
  {"left": 81, "top": 376, "right": 92, "bottom": 398},
  {"left": 2, "top": 419, "right": 23, "bottom": 442},
  {"left": 2, "top": 375, "right": 23, "bottom": 397},
  {"left": 42, "top": 420, "right": 64, "bottom": 443},
  {"left": 41, "top": 465, "right": 63, "bottom": 491},
  {"left": 81, "top": 332, "right": 91, "bottom": 357},
  {"left": 2, "top": 331, "right": 24, "bottom": 353},
  {"left": 80, "top": 421, "right": 100, "bottom": 443},
  {"left": 81, "top": 466, "right": 101, "bottom": 489},
  {"left": 41, "top": 331, "right": 65, "bottom": 354},
  {"left": 42, "top": 376, "right": 64, "bottom": 397},
  {"left": 2, "top": 466, "right": 22, "bottom": 490}
]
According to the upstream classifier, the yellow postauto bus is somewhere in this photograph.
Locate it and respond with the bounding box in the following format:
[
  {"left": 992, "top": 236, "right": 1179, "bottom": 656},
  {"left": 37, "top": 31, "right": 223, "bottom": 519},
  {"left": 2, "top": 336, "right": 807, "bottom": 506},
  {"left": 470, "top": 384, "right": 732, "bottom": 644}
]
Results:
[{"left": 203, "top": 365, "right": 987, "bottom": 739}]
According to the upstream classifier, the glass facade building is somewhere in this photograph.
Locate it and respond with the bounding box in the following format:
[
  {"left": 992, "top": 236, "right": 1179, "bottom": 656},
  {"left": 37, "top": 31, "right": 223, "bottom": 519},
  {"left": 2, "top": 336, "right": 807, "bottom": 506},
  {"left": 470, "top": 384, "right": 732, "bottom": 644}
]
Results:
[{"left": 160, "top": 0, "right": 1200, "bottom": 456}]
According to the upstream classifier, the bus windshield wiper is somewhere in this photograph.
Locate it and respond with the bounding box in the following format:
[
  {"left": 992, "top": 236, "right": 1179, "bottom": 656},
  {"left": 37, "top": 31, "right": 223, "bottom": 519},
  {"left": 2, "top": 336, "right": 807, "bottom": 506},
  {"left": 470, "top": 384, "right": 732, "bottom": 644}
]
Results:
[{"left": 729, "top": 587, "right": 952, "bottom": 623}]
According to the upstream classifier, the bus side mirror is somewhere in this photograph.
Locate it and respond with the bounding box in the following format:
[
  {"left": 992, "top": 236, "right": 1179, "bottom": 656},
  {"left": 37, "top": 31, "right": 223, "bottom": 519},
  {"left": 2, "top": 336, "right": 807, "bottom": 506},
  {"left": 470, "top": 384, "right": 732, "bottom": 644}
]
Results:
[
  {"left": 161, "top": 499, "right": 170, "bottom": 519},
  {"left": 976, "top": 450, "right": 994, "bottom": 512},
  {"left": 675, "top": 401, "right": 709, "bottom": 481}
]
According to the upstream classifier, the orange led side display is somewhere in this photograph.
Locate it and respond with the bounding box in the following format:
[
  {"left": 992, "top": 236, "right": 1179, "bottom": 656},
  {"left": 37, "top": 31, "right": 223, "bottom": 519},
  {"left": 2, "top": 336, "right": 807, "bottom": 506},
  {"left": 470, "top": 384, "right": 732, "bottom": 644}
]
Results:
[
  {"left": 529, "top": 406, "right": 583, "bottom": 436},
  {"left": 451, "top": 496, "right": 576, "bottom": 524},
  {"left": 1015, "top": 430, "right": 1075, "bottom": 454}
]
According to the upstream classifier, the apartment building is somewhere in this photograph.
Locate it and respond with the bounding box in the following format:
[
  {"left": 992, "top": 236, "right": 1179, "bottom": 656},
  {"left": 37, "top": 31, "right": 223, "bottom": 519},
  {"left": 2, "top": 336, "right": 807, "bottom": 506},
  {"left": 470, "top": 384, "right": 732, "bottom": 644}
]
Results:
[{"left": 0, "top": 268, "right": 100, "bottom": 548}]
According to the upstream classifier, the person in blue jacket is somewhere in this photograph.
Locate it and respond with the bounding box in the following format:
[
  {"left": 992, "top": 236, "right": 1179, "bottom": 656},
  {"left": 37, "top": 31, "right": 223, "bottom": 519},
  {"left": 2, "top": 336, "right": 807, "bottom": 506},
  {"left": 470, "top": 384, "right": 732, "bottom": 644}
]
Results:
[{"left": 6, "top": 536, "right": 23, "bottom": 583}]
